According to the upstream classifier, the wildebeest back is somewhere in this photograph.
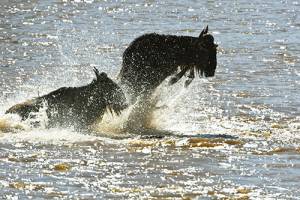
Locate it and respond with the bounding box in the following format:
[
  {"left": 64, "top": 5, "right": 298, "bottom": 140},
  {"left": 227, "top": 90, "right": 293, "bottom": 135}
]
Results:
[{"left": 6, "top": 68, "right": 128, "bottom": 129}]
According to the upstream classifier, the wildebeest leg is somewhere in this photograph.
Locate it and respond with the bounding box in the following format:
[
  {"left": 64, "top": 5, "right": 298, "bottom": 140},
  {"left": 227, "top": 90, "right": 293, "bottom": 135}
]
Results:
[
  {"left": 184, "top": 68, "right": 195, "bottom": 87},
  {"left": 168, "top": 67, "right": 189, "bottom": 85},
  {"left": 123, "top": 91, "right": 154, "bottom": 131}
]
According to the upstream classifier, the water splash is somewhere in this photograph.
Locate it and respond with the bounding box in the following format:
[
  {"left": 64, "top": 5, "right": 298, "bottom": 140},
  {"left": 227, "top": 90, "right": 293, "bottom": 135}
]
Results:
[
  {"left": 94, "top": 91, "right": 160, "bottom": 137},
  {"left": 0, "top": 115, "right": 26, "bottom": 133}
]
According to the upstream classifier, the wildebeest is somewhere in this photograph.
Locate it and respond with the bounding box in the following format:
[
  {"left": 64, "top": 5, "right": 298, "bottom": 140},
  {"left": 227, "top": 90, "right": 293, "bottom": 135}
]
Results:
[
  {"left": 118, "top": 26, "right": 218, "bottom": 103},
  {"left": 6, "top": 68, "right": 128, "bottom": 129}
]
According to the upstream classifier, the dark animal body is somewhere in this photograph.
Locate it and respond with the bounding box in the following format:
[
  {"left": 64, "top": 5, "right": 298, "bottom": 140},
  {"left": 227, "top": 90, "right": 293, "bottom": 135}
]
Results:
[
  {"left": 118, "top": 26, "right": 218, "bottom": 103},
  {"left": 6, "top": 68, "right": 128, "bottom": 129}
]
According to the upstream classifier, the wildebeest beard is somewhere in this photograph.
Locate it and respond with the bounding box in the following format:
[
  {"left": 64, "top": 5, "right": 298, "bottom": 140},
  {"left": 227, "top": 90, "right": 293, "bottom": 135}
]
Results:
[
  {"left": 118, "top": 26, "right": 218, "bottom": 103},
  {"left": 5, "top": 68, "right": 128, "bottom": 130}
]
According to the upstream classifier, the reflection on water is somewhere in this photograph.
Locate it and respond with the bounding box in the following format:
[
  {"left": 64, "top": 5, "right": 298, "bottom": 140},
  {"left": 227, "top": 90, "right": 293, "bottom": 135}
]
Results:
[
  {"left": 0, "top": 0, "right": 300, "bottom": 199},
  {"left": 0, "top": 128, "right": 299, "bottom": 199}
]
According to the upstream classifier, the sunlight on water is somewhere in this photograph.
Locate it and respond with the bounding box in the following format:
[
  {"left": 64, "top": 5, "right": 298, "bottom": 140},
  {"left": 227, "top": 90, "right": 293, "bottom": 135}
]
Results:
[{"left": 0, "top": 0, "right": 300, "bottom": 199}]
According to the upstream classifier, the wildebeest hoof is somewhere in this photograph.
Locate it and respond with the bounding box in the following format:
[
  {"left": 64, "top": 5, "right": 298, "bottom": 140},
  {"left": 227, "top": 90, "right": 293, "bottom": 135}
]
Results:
[
  {"left": 168, "top": 77, "right": 179, "bottom": 85},
  {"left": 184, "top": 79, "right": 193, "bottom": 88}
]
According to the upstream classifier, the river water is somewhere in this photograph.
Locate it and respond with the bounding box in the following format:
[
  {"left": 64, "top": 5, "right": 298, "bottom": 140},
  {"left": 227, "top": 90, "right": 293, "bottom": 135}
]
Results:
[{"left": 0, "top": 0, "right": 300, "bottom": 199}]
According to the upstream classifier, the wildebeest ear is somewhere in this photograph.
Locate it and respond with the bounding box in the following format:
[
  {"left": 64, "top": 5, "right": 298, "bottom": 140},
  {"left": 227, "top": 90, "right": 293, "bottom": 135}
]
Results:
[{"left": 199, "top": 25, "right": 209, "bottom": 38}]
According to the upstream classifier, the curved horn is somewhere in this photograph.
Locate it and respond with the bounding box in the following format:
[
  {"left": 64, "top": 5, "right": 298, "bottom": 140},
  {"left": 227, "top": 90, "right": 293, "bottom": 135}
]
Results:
[
  {"left": 199, "top": 25, "right": 208, "bottom": 38},
  {"left": 93, "top": 67, "right": 100, "bottom": 77},
  {"left": 199, "top": 28, "right": 205, "bottom": 38},
  {"left": 204, "top": 25, "right": 208, "bottom": 34},
  {"left": 94, "top": 68, "right": 107, "bottom": 80}
]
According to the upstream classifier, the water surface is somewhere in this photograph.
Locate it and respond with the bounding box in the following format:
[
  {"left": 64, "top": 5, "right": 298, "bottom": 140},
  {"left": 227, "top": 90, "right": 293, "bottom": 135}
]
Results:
[{"left": 0, "top": 0, "right": 299, "bottom": 199}]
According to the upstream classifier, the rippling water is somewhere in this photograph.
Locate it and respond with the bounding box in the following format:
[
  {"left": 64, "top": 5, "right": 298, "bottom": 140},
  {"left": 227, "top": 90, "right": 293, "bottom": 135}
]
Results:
[{"left": 0, "top": 0, "right": 300, "bottom": 199}]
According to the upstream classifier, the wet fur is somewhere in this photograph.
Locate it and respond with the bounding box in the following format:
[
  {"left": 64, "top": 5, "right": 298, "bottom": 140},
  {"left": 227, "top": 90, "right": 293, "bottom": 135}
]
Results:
[
  {"left": 6, "top": 69, "right": 128, "bottom": 129},
  {"left": 118, "top": 26, "right": 217, "bottom": 102}
]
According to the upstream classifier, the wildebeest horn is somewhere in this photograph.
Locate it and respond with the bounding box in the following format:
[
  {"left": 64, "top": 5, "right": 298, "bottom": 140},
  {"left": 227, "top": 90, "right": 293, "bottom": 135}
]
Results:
[
  {"left": 204, "top": 25, "right": 208, "bottom": 34},
  {"left": 93, "top": 67, "right": 100, "bottom": 77},
  {"left": 199, "top": 25, "right": 209, "bottom": 38},
  {"left": 93, "top": 67, "right": 107, "bottom": 80}
]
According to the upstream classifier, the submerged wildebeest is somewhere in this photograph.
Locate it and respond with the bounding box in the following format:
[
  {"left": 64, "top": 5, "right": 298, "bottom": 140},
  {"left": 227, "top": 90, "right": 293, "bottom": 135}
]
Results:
[
  {"left": 6, "top": 68, "right": 128, "bottom": 129},
  {"left": 118, "top": 26, "right": 218, "bottom": 103}
]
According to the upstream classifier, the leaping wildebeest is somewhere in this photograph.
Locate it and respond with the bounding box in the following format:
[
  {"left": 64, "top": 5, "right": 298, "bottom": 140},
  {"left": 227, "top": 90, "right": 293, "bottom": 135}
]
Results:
[
  {"left": 118, "top": 26, "right": 218, "bottom": 103},
  {"left": 6, "top": 68, "right": 128, "bottom": 130}
]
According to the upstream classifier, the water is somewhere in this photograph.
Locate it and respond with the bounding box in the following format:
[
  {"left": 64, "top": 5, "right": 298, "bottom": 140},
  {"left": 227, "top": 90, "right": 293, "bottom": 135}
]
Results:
[{"left": 0, "top": 0, "right": 300, "bottom": 199}]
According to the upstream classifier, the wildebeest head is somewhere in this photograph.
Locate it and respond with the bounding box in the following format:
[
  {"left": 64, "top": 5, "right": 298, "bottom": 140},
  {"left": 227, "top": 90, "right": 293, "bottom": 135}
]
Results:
[
  {"left": 170, "top": 26, "right": 218, "bottom": 86},
  {"left": 197, "top": 25, "right": 218, "bottom": 77},
  {"left": 92, "top": 68, "right": 128, "bottom": 115}
]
